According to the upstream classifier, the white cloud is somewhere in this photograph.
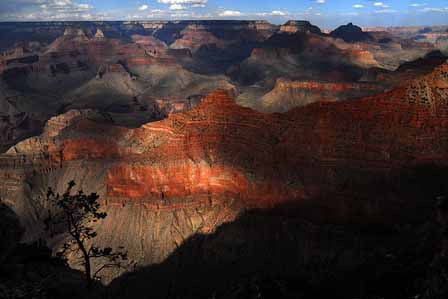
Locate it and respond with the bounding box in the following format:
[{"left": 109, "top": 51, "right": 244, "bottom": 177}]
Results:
[
  {"left": 169, "top": 4, "right": 185, "bottom": 10},
  {"left": 170, "top": 12, "right": 189, "bottom": 17},
  {"left": 138, "top": 4, "right": 149, "bottom": 11},
  {"left": 375, "top": 9, "right": 397, "bottom": 14},
  {"left": 271, "top": 10, "right": 287, "bottom": 16},
  {"left": 77, "top": 4, "right": 91, "bottom": 9},
  {"left": 1, "top": 0, "right": 447, "bottom": 24},
  {"left": 158, "top": 0, "right": 207, "bottom": 11},
  {"left": 0, "top": 0, "right": 100, "bottom": 21},
  {"left": 410, "top": 3, "right": 427, "bottom": 7},
  {"left": 421, "top": 7, "right": 448, "bottom": 13},
  {"left": 158, "top": 0, "right": 207, "bottom": 4},
  {"left": 373, "top": 2, "right": 389, "bottom": 8},
  {"left": 256, "top": 10, "right": 289, "bottom": 17},
  {"left": 218, "top": 10, "right": 242, "bottom": 17}
]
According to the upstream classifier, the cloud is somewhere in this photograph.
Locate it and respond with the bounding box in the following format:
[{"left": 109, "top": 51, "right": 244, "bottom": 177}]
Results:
[
  {"left": 256, "top": 10, "right": 289, "bottom": 17},
  {"left": 0, "top": 0, "right": 101, "bottom": 21},
  {"left": 218, "top": 10, "right": 242, "bottom": 17},
  {"left": 373, "top": 2, "right": 389, "bottom": 8},
  {"left": 158, "top": 0, "right": 207, "bottom": 11},
  {"left": 158, "top": 0, "right": 207, "bottom": 5},
  {"left": 410, "top": 3, "right": 427, "bottom": 7},
  {"left": 271, "top": 10, "right": 288, "bottom": 16},
  {"left": 421, "top": 7, "right": 448, "bottom": 13},
  {"left": 169, "top": 4, "right": 185, "bottom": 10},
  {"left": 375, "top": 9, "right": 397, "bottom": 14},
  {"left": 138, "top": 4, "right": 149, "bottom": 11},
  {"left": 1, "top": 0, "right": 447, "bottom": 26}
]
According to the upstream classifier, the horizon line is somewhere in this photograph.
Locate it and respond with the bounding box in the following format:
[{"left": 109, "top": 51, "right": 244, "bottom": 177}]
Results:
[{"left": 0, "top": 20, "right": 447, "bottom": 29}]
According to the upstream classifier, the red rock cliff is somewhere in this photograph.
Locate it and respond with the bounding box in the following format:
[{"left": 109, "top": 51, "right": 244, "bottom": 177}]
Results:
[{"left": 6, "top": 63, "right": 448, "bottom": 210}]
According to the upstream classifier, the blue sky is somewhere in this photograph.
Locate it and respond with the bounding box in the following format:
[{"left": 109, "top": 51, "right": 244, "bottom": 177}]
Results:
[{"left": 0, "top": 0, "right": 448, "bottom": 28}]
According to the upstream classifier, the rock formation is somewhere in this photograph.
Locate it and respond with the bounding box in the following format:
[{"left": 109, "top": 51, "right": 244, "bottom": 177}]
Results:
[
  {"left": 280, "top": 20, "right": 322, "bottom": 34},
  {"left": 170, "top": 24, "right": 226, "bottom": 52},
  {"left": 131, "top": 34, "right": 167, "bottom": 56},
  {"left": 1, "top": 63, "right": 447, "bottom": 282},
  {"left": 63, "top": 28, "right": 88, "bottom": 37},
  {"left": 260, "top": 78, "right": 381, "bottom": 112},
  {"left": 94, "top": 28, "right": 105, "bottom": 39},
  {"left": 330, "top": 23, "right": 373, "bottom": 42},
  {"left": 229, "top": 32, "right": 374, "bottom": 88}
]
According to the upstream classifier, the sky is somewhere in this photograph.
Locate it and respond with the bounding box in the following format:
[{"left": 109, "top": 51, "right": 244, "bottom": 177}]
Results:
[{"left": 0, "top": 0, "right": 447, "bottom": 29}]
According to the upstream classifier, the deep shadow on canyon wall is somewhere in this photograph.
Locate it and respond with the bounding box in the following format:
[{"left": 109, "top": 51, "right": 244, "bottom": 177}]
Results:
[{"left": 106, "top": 164, "right": 448, "bottom": 299}]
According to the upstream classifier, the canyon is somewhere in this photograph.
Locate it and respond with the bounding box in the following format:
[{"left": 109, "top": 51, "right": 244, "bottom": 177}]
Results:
[
  {"left": 0, "top": 20, "right": 448, "bottom": 298},
  {"left": 0, "top": 21, "right": 442, "bottom": 153},
  {"left": 1, "top": 61, "right": 448, "bottom": 283}
]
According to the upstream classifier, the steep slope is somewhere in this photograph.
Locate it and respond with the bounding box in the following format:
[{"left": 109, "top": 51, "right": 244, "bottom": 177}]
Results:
[{"left": 1, "top": 63, "right": 447, "bottom": 283}]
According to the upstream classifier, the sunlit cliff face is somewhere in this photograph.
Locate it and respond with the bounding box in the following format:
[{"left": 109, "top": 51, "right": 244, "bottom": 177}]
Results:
[{"left": 5, "top": 62, "right": 448, "bottom": 209}]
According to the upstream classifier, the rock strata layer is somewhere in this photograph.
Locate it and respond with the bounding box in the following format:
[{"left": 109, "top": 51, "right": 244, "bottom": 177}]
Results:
[{"left": 1, "top": 62, "right": 448, "bottom": 282}]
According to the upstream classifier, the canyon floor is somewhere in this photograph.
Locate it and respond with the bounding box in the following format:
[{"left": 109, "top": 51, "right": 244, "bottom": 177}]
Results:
[{"left": 1, "top": 20, "right": 448, "bottom": 299}]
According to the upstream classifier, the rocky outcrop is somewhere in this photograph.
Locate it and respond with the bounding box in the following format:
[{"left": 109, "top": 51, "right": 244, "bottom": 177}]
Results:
[
  {"left": 170, "top": 24, "right": 226, "bottom": 52},
  {"left": 63, "top": 28, "right": 88, "bottom": 37},
  {"left": 53, "top": 28, "right": 90, "bottom": 49},
  {"left": 330, "top": 23, "right": 373, "bottom": 42},
  {"left": 94, "top": 29, "right": 105, "bottom": 39},
  {"left": 349, "top": 49, "right": 378, "bottom": 66},
  {"left": 131, "top": 35, "right": 167, "bottom": 56},
  {"left": 396, "top": 50, "right": 447, "bottom": 73},
  {"left": 280, "top": 20, "right": 322, "bottom": 34}
]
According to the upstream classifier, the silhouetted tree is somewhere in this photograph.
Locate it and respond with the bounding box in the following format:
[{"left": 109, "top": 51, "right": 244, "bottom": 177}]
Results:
[{"left": 44, "top": 181, "right": 127, "bottom": 287}]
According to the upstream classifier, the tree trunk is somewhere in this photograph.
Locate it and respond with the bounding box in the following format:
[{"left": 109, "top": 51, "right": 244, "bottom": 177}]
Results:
[
  {"left": 84, "top": 250, "right": 92, "bottom": 288},
  {"left": 74, "top": 236, "right": 92, "bottom": 288}
]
